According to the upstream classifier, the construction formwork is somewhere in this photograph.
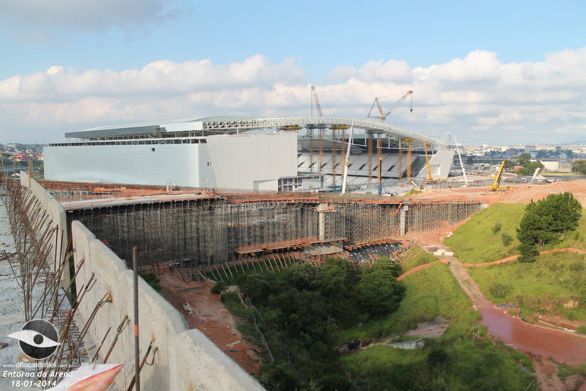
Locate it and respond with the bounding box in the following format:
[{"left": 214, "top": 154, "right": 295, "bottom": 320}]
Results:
[
  {"left": 405, "top": 201, "right": 480, "bottom": 232},
  {"left": 67, "top": 197, "right": 480, "bottom": 268},
  {"left": 323, "top": 203, "right": 400, "bottom": 243},
  {"left": 68, "top": 200, "right": 320, "bottom": 267}
]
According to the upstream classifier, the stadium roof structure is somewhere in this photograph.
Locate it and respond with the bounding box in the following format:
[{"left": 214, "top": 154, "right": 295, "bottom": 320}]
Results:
[{"left": 65, "top": 116, "right": 443, "bottom": 147}]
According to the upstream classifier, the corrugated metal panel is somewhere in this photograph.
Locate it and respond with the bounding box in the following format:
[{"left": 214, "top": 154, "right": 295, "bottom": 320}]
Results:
[
  {"left": 44, "top": 144, "right": 203, "bottom": 186},
  {"left": 206, "top": 133, "right": 297, "bottom": 191}
]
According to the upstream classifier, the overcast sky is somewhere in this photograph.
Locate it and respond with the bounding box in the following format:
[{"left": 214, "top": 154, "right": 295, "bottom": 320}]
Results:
[{"left": 1, "top": 0, "right": 585, "bottom": 145}]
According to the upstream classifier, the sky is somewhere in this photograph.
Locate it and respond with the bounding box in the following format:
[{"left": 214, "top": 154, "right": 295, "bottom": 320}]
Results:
[{"left": 0, "top": 0, "right": 585, "bottom": 145}]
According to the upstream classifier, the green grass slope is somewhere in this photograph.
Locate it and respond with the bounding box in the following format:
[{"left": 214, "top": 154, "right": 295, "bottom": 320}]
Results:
[
  {"left": 445, "top": 203, "right": 586, "bottom": 263},
  {"left": 400, "top": 247, "right": 438, "bottom": 272},
  {"left": 470, "top": 252, "right": 586, "bottom": 322},
  {"left": 341, "top": 264, "right": 536, "bottom": 390},
  {"left": 444, "top": 203, "right": 525, "bottom": 263}
]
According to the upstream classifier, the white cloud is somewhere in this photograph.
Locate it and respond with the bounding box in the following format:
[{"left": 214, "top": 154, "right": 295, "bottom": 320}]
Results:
[
  {"left": 0, "top": 55, "right": 304, "bottom": 102},
  {"left": 1, "top": 48, "right": 586, "bottom": 144},
  {"left": 330, "top": 59, "right": 412, "bottom": 83},
  {"left": 0, "top": 0, "right": 178, "bottom": 32}
]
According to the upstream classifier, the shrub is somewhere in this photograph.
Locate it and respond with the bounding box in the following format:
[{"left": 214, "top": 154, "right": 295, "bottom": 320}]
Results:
[
  {"left": 492, "top": 222, "right": 502, "bottom": 234},
  {"left": 517, "top": 192, "right": 582, "bottom": 260},
  {"left": 356, "top": 266, "right": 405, "bottom": 318},
  {"left": 518, "top": 241, "right": 538, "bottom": 263},
  {"left": 211, "top": 281, "right": 227, "bottom": 294},
  {"left": 140, "top": 272, "right": 161, "bottom": 292},
  {"left": 572, "top": 160, "right": 586, "bottom": 175},
  {"left": 427, "top": 347, "right": 449, "bottom": 368},
  {"left": 489, "top": 283, "right": 511, "bottom": 298},
  {"left": 501, "top": 232, "right": 513, "bottom": 246}
]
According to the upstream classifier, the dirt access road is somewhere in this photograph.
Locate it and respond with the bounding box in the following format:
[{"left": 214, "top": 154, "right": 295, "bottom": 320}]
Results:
[{"left": 446, "top": 254, "right": 586, "bottom": 391}]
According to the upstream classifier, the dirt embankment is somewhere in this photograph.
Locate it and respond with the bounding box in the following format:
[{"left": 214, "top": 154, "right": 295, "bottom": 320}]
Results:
[
  {"left": 397, "top": 259, "right": 449, "bottom": 281},
  {"left": 157, "top": 272, "right": 261, "bottom": 374},
  {"left": 463, "top": 247, "right": 586, "bottom": 268}
]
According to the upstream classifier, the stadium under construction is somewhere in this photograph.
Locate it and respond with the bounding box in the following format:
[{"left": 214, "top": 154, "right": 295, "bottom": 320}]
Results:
[{"left": 43, "top": 115, "right": 455, "bottom": 193}]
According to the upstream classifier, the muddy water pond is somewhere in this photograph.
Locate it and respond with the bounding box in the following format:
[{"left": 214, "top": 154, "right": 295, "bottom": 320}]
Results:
[{"left": 480, "top": 305, "right": 586, "bottom": 365}]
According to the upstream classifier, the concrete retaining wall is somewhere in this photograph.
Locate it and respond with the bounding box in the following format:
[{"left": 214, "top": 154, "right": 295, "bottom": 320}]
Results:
[
  {"left": 72, "top": 221, "right": 263, "bottom": 390},
  {"left": 20, "top": 172, "right": 70, "bottom": 285},
  {"left": 20, "top": 173, "right": 263, "bottom": 390}
]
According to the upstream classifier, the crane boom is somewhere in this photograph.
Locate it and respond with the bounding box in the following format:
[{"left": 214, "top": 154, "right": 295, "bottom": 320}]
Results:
[
  {"left": 491, "top": 160, "right": 506, "bottom": 191},
  {"left": 311, "top": 85, "right": 323, "bottom": 117},
  {"left": 367, "top": 90, "right": 413, "bottom": 121}
]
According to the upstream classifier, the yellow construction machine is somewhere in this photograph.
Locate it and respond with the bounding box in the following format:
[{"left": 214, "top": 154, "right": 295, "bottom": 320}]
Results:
[{"left": 490, "top": 160, "right": 506, "bottom": 191}]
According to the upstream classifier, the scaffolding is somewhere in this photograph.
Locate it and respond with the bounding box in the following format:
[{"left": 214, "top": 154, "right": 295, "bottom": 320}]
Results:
[{"left": 67, "top": 197, "right": 480, "bottom": 269}]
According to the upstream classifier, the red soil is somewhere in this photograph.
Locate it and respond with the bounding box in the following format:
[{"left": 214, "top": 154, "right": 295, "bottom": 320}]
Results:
[
  {"left": 157, "top": 272, "right": 261, "bottom": 374},
  {"left": 409, "top": 180, "right": 586, "bottom": 205},
  {"left": 463, "top": 247, "right": 586, "bottom": 268}
]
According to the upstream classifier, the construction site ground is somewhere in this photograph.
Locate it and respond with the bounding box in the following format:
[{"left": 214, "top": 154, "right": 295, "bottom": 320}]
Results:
[
  {"left": 157, "top": 272, "right": 261, "bottom": 374},
  {"left": 412, "top": 179, "right": 586, "bottom": 205}
]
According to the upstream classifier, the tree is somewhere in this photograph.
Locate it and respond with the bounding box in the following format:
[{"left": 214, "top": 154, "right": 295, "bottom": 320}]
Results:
[
  {"left": 572, "top": 160, "right": 586, "bottom": 175},
  {"left": 512, "top": 153, "right": 544, "bottom": 176},
  {"left": 517, "top": 192, "right": 582, "bottom": 262},
  {"left": 356, "top": 258, "right": 405, "bottom": 317},
  {"left": 517, "top": 153, "right": 532, "bottom": 163},
  {"left": 238, "top": 258, "right": 406, "bottom": 390},
  {"left": 517, "top": 161, "right": 543, "bottom": 176}
]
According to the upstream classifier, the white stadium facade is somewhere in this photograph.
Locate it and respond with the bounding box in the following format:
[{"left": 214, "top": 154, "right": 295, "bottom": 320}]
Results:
[{"left": 44, "top": 116, "right": 454, "bottom": 192}]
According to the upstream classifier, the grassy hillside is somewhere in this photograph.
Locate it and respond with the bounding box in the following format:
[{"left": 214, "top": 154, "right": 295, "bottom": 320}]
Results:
[
  {"left": 445, "top": 203, "right": 586, "bottom": 263},
  {"left": 342, "top": 263, "right": 477, "bottom": 340},
  {"left": 470, "top": 252, "right": 586, "bottom": 322},
  {"left": 399, "top": 247, "right": 438, "bottom": 272},
  {"left": 341, "top": 264, "right": 536, "bottom": 390},
  {"left": 444, "top": 203, "right": 525, "bottom": 263},
  {"left": 555, "top": 215, "right": 586, "bottom": 249}
]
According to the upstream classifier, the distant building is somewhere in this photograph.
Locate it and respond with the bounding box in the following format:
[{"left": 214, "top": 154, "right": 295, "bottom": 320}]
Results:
[
  {"left": 12, "top": 152, "right": 28, "bottom": 161},
  {"left": 540, "top": 160, "right": 572, "bottom": 172}
]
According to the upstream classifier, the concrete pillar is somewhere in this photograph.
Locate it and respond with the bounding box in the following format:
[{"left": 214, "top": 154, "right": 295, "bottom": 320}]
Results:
[
  {"left": 316, "top": 203, "right": 334, "bottom": 241},
  {"left": 318, "top": 211, "right": 326, "bottom": 241},
  {"left": 399, "top": 204, "right": 409, "bottom": 236}
]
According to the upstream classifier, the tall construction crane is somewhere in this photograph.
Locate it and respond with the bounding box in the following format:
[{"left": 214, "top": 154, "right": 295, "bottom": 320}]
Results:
[
  {"left": 367, "top": 90, "right": 413, "bottom": 121},
  {"left": 310, "top": 85, "right": 323, "bottom": 117},
  {"left": 309, "top": 85, "right": 326, "bottom": 177}
]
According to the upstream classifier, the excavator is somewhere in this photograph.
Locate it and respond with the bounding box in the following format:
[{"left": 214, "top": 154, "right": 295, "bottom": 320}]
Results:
[{"left": 490, "top": 160, "right": 506, "bottom": 191}]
